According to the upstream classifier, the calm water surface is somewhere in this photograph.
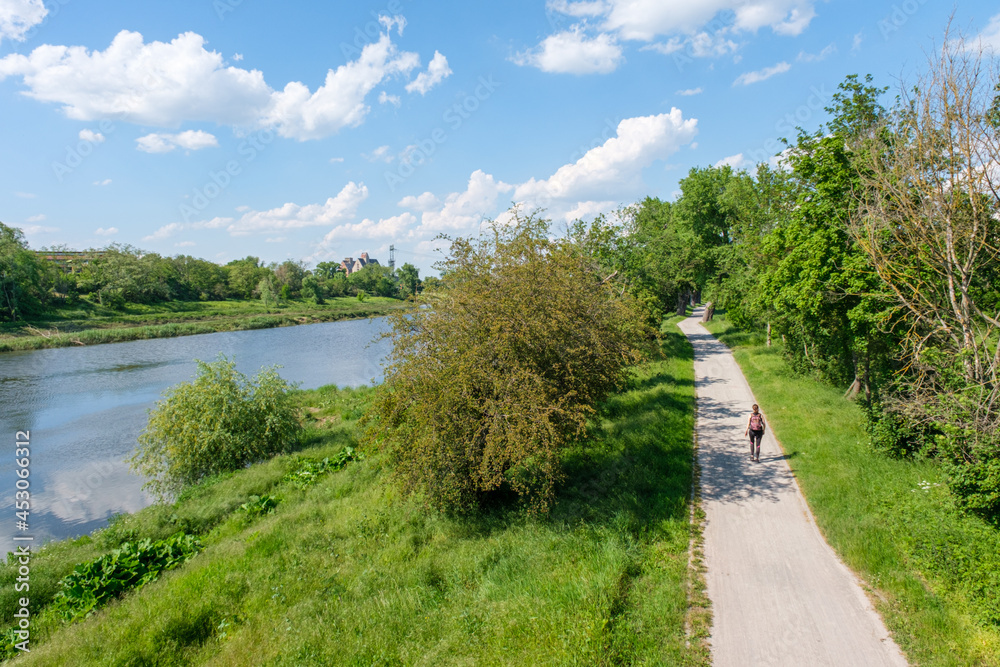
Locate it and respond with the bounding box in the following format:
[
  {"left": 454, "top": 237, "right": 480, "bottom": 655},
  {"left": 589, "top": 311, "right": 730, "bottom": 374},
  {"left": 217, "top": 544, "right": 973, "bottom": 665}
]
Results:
[{"left": 0, "top": 317, "right": 391, "bottom": 553}]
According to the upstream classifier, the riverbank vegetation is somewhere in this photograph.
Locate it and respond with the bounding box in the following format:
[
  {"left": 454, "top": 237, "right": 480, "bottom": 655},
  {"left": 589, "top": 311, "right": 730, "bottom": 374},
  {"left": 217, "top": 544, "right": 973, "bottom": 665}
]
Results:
[
  {"left": 588, "top": 40, "right": 1000, "bottom": 526},
  {"left": 0, "top": 227, "right": 424, "bottom": 351},
  {"left": 367, "top": 212, "right": 651, "bottom": 514},
  {"left": 0, "top": 296, "right": 408, "bottom": 352},
  {"left": 704, "top": 313, "right": 1000, "bottom": 666},
  {"left": 1, "top": 317, "right": 704, "bottom": 665}
]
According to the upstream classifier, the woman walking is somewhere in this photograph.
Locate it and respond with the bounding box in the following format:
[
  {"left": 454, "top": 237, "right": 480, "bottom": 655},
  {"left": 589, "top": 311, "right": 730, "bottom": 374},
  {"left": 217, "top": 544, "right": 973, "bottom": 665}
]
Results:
[{"left": 745, "top": 404, "right": 765, "bottom": 462}]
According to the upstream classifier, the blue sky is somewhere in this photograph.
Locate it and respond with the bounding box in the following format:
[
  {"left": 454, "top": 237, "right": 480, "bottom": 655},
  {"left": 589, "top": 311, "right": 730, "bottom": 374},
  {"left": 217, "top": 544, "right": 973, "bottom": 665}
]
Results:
[{"left": 1, "top": 0, "right": 998, "bottom": 275}]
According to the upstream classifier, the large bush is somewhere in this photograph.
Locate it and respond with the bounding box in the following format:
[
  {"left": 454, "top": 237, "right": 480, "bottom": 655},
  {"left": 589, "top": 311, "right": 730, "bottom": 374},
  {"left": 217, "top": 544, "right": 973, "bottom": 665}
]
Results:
[
  {"left": 131, "top": 356, "right": 301, "bottom": 498},
  {"left": 363, "top": 211, "right": 649, "bottom": 513}
]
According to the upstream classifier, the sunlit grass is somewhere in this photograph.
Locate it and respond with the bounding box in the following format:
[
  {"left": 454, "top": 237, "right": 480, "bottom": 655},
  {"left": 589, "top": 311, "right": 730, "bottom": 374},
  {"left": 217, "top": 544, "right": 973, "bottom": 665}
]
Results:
[
  {"left": 1, "top": 319, "right": 705, "bottom": 665},
  {"left": 703, "top": 314, "right": 1000, "bottom": 667}
]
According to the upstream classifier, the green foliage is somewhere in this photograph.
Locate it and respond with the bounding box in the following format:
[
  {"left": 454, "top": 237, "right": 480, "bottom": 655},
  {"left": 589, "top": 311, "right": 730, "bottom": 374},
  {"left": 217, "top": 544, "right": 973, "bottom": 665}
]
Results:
[
  {"left": 0, "top": 222, "right": 50, "bottom": 321},
  {"left": 282, "top": 448, "right": 362, "bottom": 487},
  {"left": 257, "top": 274, "right": 279, "bottom": 307},
  {"left": 348, "top": 263, "right": 396, "bottom": 297},
  {"left": 301, "top": 275, "right": 325, "bottom": 304},
  {"left": 237, "top": 494, "right": 280, "bottom": 519},
  {"left": 2, "top": 336, "right": 702, "bottom": 665},
  {"left": 131, "top": 356, "right": 302, "bottom": 498},
  {"left": 226, "top": 256, "right": 272, "bottom": 299},
  {"left": 706, "top": 314, "right": 1000, "bottom": 664},
  {"left": 396, "top": 262, "right": 420, "bottom": 299},
  {"left": 862, "top": 402, "right": 929, "bottom": 459},
  {"left": 366, "top": 210, "right": 649, "bottom": 513},
  {"left": 51, "top": 533, "right": 201, "bottom": 622}
]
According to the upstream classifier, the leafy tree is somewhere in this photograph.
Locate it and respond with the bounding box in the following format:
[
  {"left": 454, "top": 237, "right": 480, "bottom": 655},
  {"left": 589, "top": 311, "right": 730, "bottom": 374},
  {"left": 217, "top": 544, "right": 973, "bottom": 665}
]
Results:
[
  {"left": 167, "top": 255, "right": 229, "bottom": 300},
  {"left": 0, "top": 222, "right": 49, "bottom": 321},
  {"left": 257, "top": 275, "right": 279, "bottom": 308},
  {"left": 314, "top": 261, "right": 344, "bottom": 280},
  {"left": 348, "top": 263, "right": 395, "bottom": 297},
  {"left": 226, "top": 257, "right": 271, "bottom": 299},
  {"left": 131, "top": 357, "right": 301, "bottom": 498},
  {"left": 301, "top": 275, "right": 325, "bottom": 304},
  {"left": 86, "top": 244, "right": 171, "bottom": 307},
  {"left": 396, "top": 262, "right": 420, "bottom": 299},
  {"left": 852, "top": 43, "right": 1000, "bottom": 520},
  {"left": 364, "top": 210, "right": 649, "bottom": 513},
  {"left": 273, "top": 260, "right": 307, "bottom": 297}
]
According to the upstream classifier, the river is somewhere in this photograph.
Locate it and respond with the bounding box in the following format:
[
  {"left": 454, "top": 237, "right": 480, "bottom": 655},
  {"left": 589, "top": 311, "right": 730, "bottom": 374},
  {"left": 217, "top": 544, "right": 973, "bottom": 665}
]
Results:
[{"left": 0, "top": 317, "right": 392, "bottom": 554}]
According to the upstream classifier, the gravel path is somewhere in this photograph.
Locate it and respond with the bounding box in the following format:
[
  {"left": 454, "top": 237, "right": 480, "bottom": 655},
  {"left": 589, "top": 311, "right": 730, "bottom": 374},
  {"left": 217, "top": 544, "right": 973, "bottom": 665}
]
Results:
[{"left": 678, "top": 312, "right": 908, "bottom": 667}]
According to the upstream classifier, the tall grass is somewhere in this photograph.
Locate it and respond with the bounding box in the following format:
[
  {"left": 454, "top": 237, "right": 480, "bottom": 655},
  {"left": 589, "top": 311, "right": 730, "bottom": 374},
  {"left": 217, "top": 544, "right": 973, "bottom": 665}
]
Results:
[
  {"left": 1, "top": 320, "right": 704, "bottom": 665},
  {"left": 703, "top": 314, "right": 1000, "bottom": 667}
]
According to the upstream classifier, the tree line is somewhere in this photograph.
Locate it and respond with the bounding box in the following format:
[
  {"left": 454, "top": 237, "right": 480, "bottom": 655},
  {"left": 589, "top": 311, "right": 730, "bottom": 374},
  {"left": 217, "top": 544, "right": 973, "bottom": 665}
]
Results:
[
  {"left": 0, "top": 231, "right": 430, "bottom": 319},
  {"left": 590, "top": 42, "right": 1000, "bottom": 524}
]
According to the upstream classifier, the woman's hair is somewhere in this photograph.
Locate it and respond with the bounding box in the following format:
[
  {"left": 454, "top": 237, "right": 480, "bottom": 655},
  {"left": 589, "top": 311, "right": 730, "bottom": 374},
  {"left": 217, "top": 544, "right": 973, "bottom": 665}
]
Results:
[{"left": 751, "top": 404, "right": 759, "bottom": 411}]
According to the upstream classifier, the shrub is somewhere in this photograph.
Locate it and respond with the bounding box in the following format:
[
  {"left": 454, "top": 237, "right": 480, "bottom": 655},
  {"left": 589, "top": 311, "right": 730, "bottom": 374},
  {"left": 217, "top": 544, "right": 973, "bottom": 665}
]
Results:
[
  {"left": 364, "top": 210, "right": 649, "bottom": 513},
  {"left": 131, "top": 356, "right": 301, "bottom": 498}
]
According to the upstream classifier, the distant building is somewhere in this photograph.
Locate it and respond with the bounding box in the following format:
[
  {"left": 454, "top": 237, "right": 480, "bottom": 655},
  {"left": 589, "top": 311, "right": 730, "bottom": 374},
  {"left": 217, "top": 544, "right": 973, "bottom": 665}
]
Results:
[
  {"left": 339, "top": 252, "right": 380, "bottom": 276},
  {"left": 33, "top": 250, "right": 104, "bottom": 273}
]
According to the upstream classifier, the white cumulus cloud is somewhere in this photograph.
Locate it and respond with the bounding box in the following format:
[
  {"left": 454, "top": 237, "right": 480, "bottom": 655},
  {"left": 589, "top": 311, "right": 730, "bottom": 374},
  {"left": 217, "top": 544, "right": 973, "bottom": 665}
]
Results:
[
  {"left": 136, "top": 130, "right": 218, "bottom": 153},
  {"left": 714, "top": 153, "right": 749, "bottom": 169},
  {"left": 263, "top": 33, "right": 419, "bottom": 140},
  {"left": 532, "top": 0, "right": 816, "bottom": 69},
  {"left": 226, "top": 182, "right": 369, "bottom": 235},
  {"left": 514, "top": 110, "right": 698, "bottom": 205},
  {"left": 733, "top": 61, "right": 791, "bottom": 86},
  {"left": 0, "top": 27, "right": 436, "bottom": 141},
  {"left": 322, "top": 212, "right": 417, "bottom": 242},
  {"left": 79, "top": 129, "right": 105, "bottom": 143},
  {"left": 405, "top": 51, "right": 452, "bottom": 94},
  {"left": 514, "top": 27, "right": 624, "bottom": 74},
  {"left": 95, "top": 226, "right": 118, "bottom": 236},
  {"left": 400, "top": 170, "right": 513, "bottom": 235},
  {"left": 0, "top": 0, "right": 46, "bottom": 42},
  {"left": 599, "top": 0, "right": 816, "bottom": 40}
]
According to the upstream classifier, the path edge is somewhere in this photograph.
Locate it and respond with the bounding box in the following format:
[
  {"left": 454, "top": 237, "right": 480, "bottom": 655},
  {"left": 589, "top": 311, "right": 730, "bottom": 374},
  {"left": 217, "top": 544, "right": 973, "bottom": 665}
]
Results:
[
  {"left": 682, "top": 319, "right": 712, "bottom": 666},
  {"left": 690, "top": 315, "right": 910, "bottom": 666}
]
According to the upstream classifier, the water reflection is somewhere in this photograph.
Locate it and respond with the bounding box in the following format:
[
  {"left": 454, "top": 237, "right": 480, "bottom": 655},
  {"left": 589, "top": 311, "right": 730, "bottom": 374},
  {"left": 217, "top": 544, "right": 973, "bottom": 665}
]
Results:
[{"left": 0, "top": 317, "right": 391, "bottom": 553}]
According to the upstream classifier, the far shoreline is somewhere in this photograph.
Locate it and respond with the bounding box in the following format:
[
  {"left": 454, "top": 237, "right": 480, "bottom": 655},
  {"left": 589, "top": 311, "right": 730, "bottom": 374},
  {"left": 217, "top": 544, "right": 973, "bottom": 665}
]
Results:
[{"left": 0, "top": 297, "right": 412, "bottom": 354}]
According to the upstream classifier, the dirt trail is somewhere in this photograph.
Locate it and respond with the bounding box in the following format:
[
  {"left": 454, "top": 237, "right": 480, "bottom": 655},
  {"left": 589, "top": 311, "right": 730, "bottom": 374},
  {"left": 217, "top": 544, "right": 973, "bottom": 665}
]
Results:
[{"left": 678, "top": 312, "right": 908, "bottom": 667}]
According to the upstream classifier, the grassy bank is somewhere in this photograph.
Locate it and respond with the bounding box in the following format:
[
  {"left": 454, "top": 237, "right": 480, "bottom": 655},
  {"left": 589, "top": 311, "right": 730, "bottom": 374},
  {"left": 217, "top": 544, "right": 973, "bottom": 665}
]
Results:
[
  {"left": 703, "top": 314, "right": 1000, "bottom": 666},
  {"left": 1, "top": 319, "right": 704, "bottom": 665},
  {"left": 0, "top": 297, "right": 409, "bottom": 352}
]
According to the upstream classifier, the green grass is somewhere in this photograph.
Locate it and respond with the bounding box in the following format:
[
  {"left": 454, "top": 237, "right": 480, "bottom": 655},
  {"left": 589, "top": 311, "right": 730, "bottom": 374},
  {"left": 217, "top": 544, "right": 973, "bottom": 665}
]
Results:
[
  {"left": 0, "top": 297, "right": 409, "bottom": 352},
  {"left": 703, "top": 313, "right": 1000, "bottom": 667},
  {"left": 1, "top": 319, "right": 705, "bottom": 666}
]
